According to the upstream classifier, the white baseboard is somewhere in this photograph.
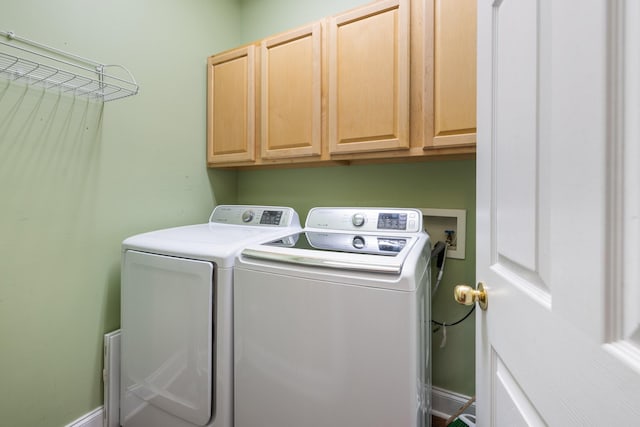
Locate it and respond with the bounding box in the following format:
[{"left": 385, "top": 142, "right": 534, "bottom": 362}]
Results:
[
  {"left": 66, "top": 388, "right": 472, "bottom": 426},
  {"left": 431, "top": 386, "right": 476, "bottom": 420},
  {"left": 64, "top": 406, "right": 103, "bottom": 427}
]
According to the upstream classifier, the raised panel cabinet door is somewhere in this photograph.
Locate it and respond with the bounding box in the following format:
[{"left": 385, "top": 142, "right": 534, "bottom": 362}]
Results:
[
  {"left": 432, "top": 0, "right": 476, "bottom": 148},
  {"left": 261, "top": 23, "right": 322, "bottom": 160},
  {"left": 328, "top": 0, "right": 410, "bottom": 155},
  {"left": 207, "top": 46, "right": 256, "bottom": 165}
]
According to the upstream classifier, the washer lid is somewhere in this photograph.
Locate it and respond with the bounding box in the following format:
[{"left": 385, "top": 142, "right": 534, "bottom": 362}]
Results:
[
  {"left": 241, "top": 231, "right": 419, "bottom": 274},
  {"left": 122, "top": 223, "right": 301, "bottom": 267}
]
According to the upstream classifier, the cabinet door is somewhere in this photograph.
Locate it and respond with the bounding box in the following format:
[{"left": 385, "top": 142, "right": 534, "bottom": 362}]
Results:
[
  {"left": 207, "top": 46, "right": 256, "bottom": 165},
  {"left": 328, "top": 0, "right": 409, "bottom": 155},
  {"left": 261, "top": 23, "right": 322, "bottom": 160},
  {"left": 432, "top": 0, "right": 476, "bottom": 147}
]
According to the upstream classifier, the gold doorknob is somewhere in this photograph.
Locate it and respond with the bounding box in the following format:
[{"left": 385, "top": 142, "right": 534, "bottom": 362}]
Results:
[{"left": 454, "top": 282, "right": 488, "bottom": 311}]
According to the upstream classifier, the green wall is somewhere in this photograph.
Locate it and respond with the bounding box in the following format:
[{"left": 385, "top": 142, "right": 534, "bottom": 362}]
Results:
[
  {"left": 0, "top": 0, "right": 239, "bottom": 425},
  {"left": 238, "top": 0, "right": 369, "bottom": 41},
  {"left": 235, "top": 0, "right": 477, "bottom": 397}
]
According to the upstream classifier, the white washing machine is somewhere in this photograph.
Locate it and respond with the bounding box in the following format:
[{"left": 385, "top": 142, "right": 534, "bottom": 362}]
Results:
[
  {"left": 234, "top": 207, "right": 431, "bottom": 427},
  {"left": 120, "top": 205, "right": 301, "bottom": 427}
]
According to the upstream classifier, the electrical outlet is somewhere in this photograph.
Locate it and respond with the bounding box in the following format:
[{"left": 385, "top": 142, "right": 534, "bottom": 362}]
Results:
[{"left": 420, "top": 208, "right": 466, "bottom": 259}]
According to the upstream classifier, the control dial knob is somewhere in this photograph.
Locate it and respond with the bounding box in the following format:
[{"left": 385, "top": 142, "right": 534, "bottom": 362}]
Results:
[
  {"left": 352, "top": 236, "right": 365, "bottom": 249},
  {"left": 242, "top": 210, "right": 255, "bottom": 223},
  {"left": 352, "top": 213, "right": 366, "bottom": 227}
]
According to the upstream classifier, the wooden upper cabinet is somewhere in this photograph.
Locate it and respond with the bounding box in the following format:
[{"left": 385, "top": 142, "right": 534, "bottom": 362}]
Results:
[
  {"left": 328, "top": 0, "right": 410, "bottom": 155},
  {"left": 205, "top": 0, "right": 477, "bottom": 168},
  {"left": 261, "top": 23, "right": 322, "bottom": 160},
  {"left": 207, "top": 45, "right": 256, "bottom": 165},
  {"left": 432, "top": 0, "right": 477, "bottom": 147}
]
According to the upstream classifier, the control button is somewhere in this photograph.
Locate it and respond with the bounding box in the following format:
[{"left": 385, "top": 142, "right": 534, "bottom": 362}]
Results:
[
  {"left": 352, "top": 236, "right": 365, "bottom": 249},
  {"left": 242, "top": 210, "right": 255, "bottom": 223},
  {"left": 352, "top": 213, "right": 366, "bottom": 227}
]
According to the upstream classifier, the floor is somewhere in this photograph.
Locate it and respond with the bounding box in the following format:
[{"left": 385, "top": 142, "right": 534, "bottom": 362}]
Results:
[{"left": 432, "top": 415, "right": 448, "bottom": 427}]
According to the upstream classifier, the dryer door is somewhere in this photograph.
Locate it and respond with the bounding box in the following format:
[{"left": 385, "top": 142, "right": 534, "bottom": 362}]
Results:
[{"left": 121, "top": 250, "right": 214, "bottom": 426}]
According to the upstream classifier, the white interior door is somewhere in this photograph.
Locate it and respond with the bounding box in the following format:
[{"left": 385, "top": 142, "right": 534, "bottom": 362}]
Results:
[{"left": 476, "top": 0, "right": 640, "bottom": 425}]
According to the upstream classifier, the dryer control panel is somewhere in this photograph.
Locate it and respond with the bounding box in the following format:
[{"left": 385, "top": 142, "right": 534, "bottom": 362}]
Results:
[
  {"left": 209, "top": 205, "right": 300, "bottom": 227},
  {"left": 306, "top": 207, "right": 423, "bottom": 233}
]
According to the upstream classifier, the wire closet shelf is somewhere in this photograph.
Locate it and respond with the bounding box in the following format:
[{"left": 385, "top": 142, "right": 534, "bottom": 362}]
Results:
[{"left": 0, "top": 30, "right": 139, "bottom": 102}]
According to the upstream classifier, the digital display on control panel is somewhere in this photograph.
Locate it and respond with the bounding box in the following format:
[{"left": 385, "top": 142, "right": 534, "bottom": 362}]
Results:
[
  {"left": 260, "top": 210, "right": 283, "bottom": 225},
  {"left": 377, "top": 213, "right": 407, "bottom": 230}
]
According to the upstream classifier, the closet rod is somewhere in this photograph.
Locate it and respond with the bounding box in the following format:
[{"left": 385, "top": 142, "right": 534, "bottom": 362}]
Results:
[{"left": 0, "top": 30, "right": 101, "bottom": 67}]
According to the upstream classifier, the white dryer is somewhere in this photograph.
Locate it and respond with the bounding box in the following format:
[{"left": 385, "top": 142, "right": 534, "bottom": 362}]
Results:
[
  {"left": 234, "top": 207, "right": 431, "bottom": 427},
  {"left": 120, "top": 205, "right": 300, "bottom": 427}
]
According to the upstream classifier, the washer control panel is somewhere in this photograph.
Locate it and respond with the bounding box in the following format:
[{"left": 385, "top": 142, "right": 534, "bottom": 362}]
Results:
[
  {"left": 210, "top": 205, "right": 299, "bottom": 227},
  {"left": 302, "top": 232, "right": 410, "bottom": 255},
  {"left": 306, "top": 207, "right": 422, "bottom": 233}
]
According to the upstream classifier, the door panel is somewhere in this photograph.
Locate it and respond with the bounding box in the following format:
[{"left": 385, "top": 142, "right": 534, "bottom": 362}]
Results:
[
  {"left": 328, "top": 0, "right": 409, "bottom": 154},
  {"left": 477, "top": 0, "right": 640, "bottom": 425},
  {"left": 207, "top": 46, "right": 256, "bottom": 164},
  {"left": 433, "top": 0, "right": 477, "bottom": 147},
  {"left": 493, "top": 353, "right": 544, "bottom": 427},
  {"left": 261, "top": 23, "right": 322, "bottom": 159},
  {"left": 494, "top": 0, "right": 538, "bottom": 274},
  {"left": 121, "top": 251, "right": 214, "bottom": 426},
  {"left": 622, "top": 0, "right": 640, "bottom": 352}
]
